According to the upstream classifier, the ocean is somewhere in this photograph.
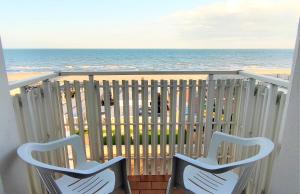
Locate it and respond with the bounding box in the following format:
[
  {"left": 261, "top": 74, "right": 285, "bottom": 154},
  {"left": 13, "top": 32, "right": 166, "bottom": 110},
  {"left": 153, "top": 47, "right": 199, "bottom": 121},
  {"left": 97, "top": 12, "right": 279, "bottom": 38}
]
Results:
[{"left": 3, "top": 49, "right": 293, "bottom": 72}]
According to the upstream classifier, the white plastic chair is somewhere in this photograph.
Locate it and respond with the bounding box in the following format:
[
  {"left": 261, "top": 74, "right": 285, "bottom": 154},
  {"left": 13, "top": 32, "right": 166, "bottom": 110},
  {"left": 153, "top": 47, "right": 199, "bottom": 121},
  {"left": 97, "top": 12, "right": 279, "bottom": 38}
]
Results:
[
  {"left": 17, "top": 135, "right": 131, "bottom": 194},
  {"left": 167, "top": 132, "right": 274, "bottom": 194}
]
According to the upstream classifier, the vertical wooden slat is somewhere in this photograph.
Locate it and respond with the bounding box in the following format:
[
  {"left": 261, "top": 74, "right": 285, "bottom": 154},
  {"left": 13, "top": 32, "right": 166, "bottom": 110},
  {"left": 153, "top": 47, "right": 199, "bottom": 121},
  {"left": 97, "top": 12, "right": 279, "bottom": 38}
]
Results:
[
  {"left": 43, "top": 82, "right": 58, "bottom": 165},
  {"left": 256, "top": 84, "right": 278, "bottom": 193},
  {"left": 21, "top": 87, "right": 45, "bottom": 194},
  {"left": 246, "top": 84, "right": 264, "bottom": 193},
  {"left": 178, "top": 80, "right": 187, "bottom": 154},
  {"left": 160, "top": 80, "right": 168, "bottom": 174},
  {"left": 74, "top": 80, "right": 85, "bottom": 147},
  {"left": 90, "top": 75, "right": 101, "bottom": 161},
  {"left": 49, "top": 82, "right": 63, "bottom": 167},
  {"left": 169, "top": 80, "right": 177, "bottom": 160},
  {"left": 55, "top": 81, "right": 69, "bottom": 167},
  {"left": 12, "top": 95, "right": 41, "bottom": 194},
  {"left": 103, "top": 80, "right": 113, "bottom": 160},
  {"left": 250, "top": 85, "right": 268, "bottom": 193},
  {"left": 195, "top": 80, "right": 206, "bottom": 157},
  {"left": 215, "top": 80, "right": 226, "bottom": 131},
  {"left": 221, "top": 80, "right": 235, "bottom": 163},
  {"left": 239, "top": 79, "right": 256, "bottom": 165},
  {"left": 122, "top": 80, "right": 131, "bottom": 174},
  {"left": 113, "top": 80, "right": 122, "bottom": 156},
  {"left": 150, "top": 80, "right": 158, "bottom": 175},
  {"left": 141, "top": 80, "right": 149, "bottom": 174},
  {"left": 37, "top": 86, "right": 51, "bottom": 164},
  {"left": 186, "top": 80, "right": 196, "bottom": 156},
  {"left": 168, "top": 80, "right": 177, "bottom": 174},
  {"left": 64, "top": 81, "right": 76, "bottom": 166},
  {"left": 264, "top": 92, "right": 286, "bottom": 193},
  {"left": 64, "top": 81, "right": 75, "bottom": 135},
  {"left": 229, "top": 79, "right": 242, "bottom": 163},
  {"left": 30, "top": 89, "right": 50, "bottom": 192},
  {"left": 52, "top": 82, "right": 67, "bottom": 167},
  {"left": 92, "top": 80, "right": 101, "bottom": 162},
  {"left": 132, "top": 80, "right": 140, "bottom": 175},
  {"left": 204, "top": 74, "right": 215, "bottom": 156},
  {"left": 83, "top": 79, "right": 98, "bottom": 161},
  {"left": 94, "top": 81, "right": 105, "bottom": 162}
]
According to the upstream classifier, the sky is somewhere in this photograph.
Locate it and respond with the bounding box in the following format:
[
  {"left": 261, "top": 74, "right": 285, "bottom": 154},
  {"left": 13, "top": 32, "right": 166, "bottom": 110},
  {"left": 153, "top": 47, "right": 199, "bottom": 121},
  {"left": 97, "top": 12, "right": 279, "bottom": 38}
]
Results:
[{"left": 0, "top": 0, "right": 299, "bottom": 49}]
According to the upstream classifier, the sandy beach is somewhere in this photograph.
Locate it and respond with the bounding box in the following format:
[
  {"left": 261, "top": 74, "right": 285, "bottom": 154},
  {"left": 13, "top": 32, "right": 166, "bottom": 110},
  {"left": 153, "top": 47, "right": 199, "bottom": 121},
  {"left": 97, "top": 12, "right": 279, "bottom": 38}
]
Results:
[{"left": 7, "top": 68, "right": 291, "bottom": 83}]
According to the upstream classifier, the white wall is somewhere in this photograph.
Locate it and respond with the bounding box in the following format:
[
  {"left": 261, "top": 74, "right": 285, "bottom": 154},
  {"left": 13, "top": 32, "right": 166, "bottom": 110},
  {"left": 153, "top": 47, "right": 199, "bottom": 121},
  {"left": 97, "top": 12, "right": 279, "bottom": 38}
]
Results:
[
  {"left": 0, "top": 38, "right": 30, "bottom": 193},
  {"left": 270, "top": 19, "right": 300, "bottom": 194}
]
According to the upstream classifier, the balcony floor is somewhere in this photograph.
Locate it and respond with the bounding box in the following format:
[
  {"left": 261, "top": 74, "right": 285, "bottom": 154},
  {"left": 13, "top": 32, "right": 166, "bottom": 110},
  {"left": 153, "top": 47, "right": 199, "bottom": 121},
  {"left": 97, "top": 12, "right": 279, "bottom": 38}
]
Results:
[{"left": 128, "top": 175, "right": 184, "bottom": 194}]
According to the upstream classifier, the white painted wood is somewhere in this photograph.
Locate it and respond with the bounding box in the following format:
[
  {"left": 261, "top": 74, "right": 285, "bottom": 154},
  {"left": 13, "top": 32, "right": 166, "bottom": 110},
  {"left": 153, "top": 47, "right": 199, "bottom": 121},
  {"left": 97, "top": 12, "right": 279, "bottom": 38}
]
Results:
[
  {"left": 195, "top": 80, "right": 206, "bottom": 157},
  {"left": 63, "top": 81, "right": 75, "bottom": 135},
  {"left": 91, "top": 80, "right": 101, "bottom": 162},
  {"left": 94, "top": 81, "right": 105, "bottom": 162},
  {"left": 60, "top": 70, "right": 238, "bottom": 76},
  {"left": 215, "top": 80, "right": 225, "bottom": 131},
  {"left": 239, "top": 71, "right": 288, "bottom": 88},
  {"left": 103, "top": 80, "right": 113, "bottom": 160},
  {"left": 178, "top": 80, "right": 187, "bottom": 154},
  {"left": 169, "top": 80, "right": 177, "bottom": 158},
  {"left": 150, "top": 80, "right": 158, "bottom": 174},
  {"left": 55, "top": 81, "right": 69, "bottom": 168},
  {"left": 141, "top": 80, "right": 149, "bottom": 174},
  {"left": 256, "top": 84, "right": 278, "bottom": 193},
  {"left": 113, "top": 80, "right": 122, "bottom": 156},
  {"left": 186, "top": 80, "right": 196, "bottom": 156},
  {"left": 121, "top": 80, "right": 131, "bottom": 174},
  {"left": 9, "top": 72, "right": 58, "bottom": 90},
  {"left": 74, "top": 81, "right": 85, "bottom": 148},
  {"left": 160, "top": 80, "right": 168, "bottom": 174},
  {"left": 89, "top": 75, "right": 101, "bottom": 161},
  {"left": 52, "top": 82, "right": 67, "bottom": 167},
  {"left": 83, "top": 80, "right": 97, "bottom": 161},
  {"left": 221, "top": 80, "right": 235, "bottom": 163},
  {"left": 132, "top": 80, "right": 140, "bottom": 175},
  {"left": 204, "top": 74, "right": 215, "bottom": 156},
  {"left": 264, "top": 92, "right": 286, "bottom": 192},
  {"left": 41, "top": 82, "right": 57, "bottom": 165}
]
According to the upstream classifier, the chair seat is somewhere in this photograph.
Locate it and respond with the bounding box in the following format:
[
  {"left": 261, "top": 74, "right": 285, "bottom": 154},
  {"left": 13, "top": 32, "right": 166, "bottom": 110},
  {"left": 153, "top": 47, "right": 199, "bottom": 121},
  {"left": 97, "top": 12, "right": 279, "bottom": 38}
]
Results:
[
  {"left": 55, "top": 161, "right": 115, "bottom": 194},
  {"left": 183, "top": 159, "right": 238, "bottom": 194}
]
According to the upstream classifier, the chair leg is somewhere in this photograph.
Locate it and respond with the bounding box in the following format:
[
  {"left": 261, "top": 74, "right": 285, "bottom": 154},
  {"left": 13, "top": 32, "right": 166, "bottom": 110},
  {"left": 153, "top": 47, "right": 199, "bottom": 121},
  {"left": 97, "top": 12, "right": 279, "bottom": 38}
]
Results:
[{"left": 166, "top": 177, "right": 173, "bottom": 194}]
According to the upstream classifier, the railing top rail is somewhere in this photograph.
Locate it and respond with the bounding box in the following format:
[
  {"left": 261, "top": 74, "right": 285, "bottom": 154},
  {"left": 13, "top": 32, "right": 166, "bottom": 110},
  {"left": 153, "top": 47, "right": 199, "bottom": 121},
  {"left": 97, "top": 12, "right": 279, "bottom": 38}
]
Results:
[
  {"left": 9, "top": 72, "right": 59, "bottom": 90},
  {"left": 238, "top": 70, "right": 289, "bottom": 88},
  {"left": 8, "top": 70, "right": 290, "bottom": 90},
  {"left": 58, "top": 70, "right": 239, "bottom": 76}
]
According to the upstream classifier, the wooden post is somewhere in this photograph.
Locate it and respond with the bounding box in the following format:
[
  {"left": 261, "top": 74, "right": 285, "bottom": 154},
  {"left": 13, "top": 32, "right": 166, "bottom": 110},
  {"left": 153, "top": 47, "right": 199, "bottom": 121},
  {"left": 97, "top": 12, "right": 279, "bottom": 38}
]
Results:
[
  {"left": 270, "top": 18, "right": 300, "bottom": 194},
  {"left": 0, "top": 38, "right": 30, "bottom": 193}
]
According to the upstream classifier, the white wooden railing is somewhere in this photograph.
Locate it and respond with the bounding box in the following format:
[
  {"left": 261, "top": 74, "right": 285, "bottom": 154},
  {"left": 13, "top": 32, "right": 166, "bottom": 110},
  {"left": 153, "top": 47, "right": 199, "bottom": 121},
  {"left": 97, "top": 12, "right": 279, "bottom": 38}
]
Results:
[{"left": 10, "top": 70, "right": 287, "bottom": 194}]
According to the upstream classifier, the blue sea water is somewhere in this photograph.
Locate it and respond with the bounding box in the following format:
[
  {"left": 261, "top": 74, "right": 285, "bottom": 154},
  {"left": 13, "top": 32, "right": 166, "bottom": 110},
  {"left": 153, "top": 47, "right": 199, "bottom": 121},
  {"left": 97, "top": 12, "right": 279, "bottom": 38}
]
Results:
[{"left": 3, "top": 49, "right": 293, "bottom": 72}]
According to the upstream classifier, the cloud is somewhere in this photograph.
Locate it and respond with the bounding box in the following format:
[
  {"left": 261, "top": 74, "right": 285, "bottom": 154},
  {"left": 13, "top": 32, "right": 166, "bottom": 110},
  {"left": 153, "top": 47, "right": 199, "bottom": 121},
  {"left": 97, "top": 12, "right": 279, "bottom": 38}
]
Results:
[{"left": 157, "top": 0, "right": 300, "bottom": 48}]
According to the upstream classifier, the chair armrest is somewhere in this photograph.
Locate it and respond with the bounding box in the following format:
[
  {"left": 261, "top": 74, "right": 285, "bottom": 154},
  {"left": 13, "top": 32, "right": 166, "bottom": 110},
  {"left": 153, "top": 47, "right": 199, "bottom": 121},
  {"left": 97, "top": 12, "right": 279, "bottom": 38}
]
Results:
[
  {"left": 174, "top": 154, "right": 233, "bottom": 174},
  {"left": 18, "top": 143, "right": 125, "bottom": 179},
  {"left": 18, "top": 135, "right": 86, "bottom": 165},
  {"left": 207, "top": 132, "right": 274, "bottom": 162},
  {"left": 174, "top": 153, "right": 269, "bottom": 174}
]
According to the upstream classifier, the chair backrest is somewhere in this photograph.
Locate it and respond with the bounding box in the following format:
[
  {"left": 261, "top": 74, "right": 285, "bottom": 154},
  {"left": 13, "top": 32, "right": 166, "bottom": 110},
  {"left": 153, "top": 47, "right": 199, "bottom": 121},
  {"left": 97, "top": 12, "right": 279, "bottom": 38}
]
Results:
[
  {"left": 18, "top": 135, "right": 131, "bottom": 194},
  {"left": 168, "top": 132, "right": 274, "bottom": 194}
]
